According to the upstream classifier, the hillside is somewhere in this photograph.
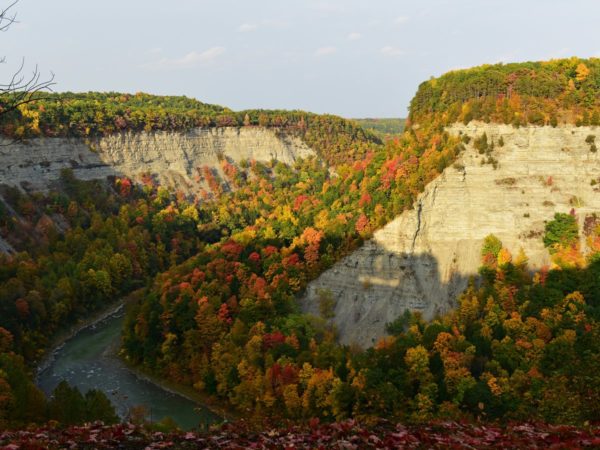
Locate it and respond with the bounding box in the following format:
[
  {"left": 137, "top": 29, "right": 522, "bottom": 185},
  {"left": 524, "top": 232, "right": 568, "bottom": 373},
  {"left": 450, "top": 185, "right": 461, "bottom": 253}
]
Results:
[
  {"left": 2, "top": 59, "right": 600, "bottom": 434},
  {"left": 352, "top": 118, "right": 406, "bottom": 138},
  {"left": 303, "top": 122, "right": 600, "bottom": 345}
]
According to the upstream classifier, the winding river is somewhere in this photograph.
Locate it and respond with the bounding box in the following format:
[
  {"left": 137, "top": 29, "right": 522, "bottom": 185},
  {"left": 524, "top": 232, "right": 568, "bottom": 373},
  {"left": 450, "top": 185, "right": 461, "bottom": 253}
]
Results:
[{"left": 37, "top": 311, "right": 221, "bottom": 430}]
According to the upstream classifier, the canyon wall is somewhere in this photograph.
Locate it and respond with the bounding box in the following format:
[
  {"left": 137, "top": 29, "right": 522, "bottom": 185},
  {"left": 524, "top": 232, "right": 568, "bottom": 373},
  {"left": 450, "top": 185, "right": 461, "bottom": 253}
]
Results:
[
  {"left": 0, "top": 127, "right": 315, "bottom": 193},
  {"left": 302, "top": 123, "right": 600, "bottom": 347}
]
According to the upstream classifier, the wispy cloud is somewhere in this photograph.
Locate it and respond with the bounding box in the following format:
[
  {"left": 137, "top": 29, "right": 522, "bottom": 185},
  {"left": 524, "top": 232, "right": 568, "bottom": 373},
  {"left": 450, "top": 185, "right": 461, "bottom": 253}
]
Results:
[
  {"left": 347, "top": 32, "right": 362, "bottom": 41},
  {"left": 380, "top": 46, "right": 405, "bottom": 57},
  {"left": 142, "top": 47, "right": 226, "bottom": 70},
  {"left": 238, "top": 23, "right": 258, "bottom": 33},
  {"left": 394, "top": 15, "right": 409, "bottom": 24},
  {"left": 315, "top": 46, "right": 337, "bottom": 57}
]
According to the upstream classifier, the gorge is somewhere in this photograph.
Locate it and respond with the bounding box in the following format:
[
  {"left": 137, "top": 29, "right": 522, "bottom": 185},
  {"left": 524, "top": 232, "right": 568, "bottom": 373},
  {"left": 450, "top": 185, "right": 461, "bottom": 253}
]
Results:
[{"left": 3, "top": 59, "right": 600, "bottom": 436}]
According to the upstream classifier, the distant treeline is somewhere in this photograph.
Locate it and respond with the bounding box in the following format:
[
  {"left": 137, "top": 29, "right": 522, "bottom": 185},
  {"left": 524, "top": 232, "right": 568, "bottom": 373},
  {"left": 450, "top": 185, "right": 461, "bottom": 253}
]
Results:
[
  {"left": 409, "top": 57, "right": 600, "bottom": 127},
  {"left": 353, "top": 118, "right": 406, "bottom": 137}
]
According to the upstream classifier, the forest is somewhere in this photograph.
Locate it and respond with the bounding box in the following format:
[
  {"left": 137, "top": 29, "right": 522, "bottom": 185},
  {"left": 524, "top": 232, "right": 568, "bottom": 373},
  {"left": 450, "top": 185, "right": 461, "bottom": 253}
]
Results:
[
  {"left": 352, "top": 118, "right": 406, "bottom": 138},
  {"left": 409, "top": 57, "right": 600, "bottom": 127},
  {"left": 1, "top": 58, "right": 600, "bottom": 444}
]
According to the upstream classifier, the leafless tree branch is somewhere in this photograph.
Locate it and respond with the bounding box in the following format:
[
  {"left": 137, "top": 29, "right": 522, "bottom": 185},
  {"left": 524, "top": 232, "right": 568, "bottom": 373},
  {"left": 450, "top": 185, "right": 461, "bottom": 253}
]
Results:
[
  {"left": 0, "top": 0, "right": 18, "bottom": 32},
  {"left": 0, "top": 0, "right": 56, "bottom": 128}
]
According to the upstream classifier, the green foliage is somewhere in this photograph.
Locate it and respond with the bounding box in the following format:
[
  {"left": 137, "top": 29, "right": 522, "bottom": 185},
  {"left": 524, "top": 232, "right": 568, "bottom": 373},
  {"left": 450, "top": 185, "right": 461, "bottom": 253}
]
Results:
[
  {"left": 48, "top": 382, "right": 118, "bottom": 426},
  {"left": 543, "top": 213, "right": 579, "bottom": 252},
  {"left": 352, "top": 118, "right": 406, "bottom": 137},
  {"left": 409, "top": 58, "right": 600, "bottom": 127},
  {"left": 481, "top": 234, "right": 503, "bottom": 258},
  {"left": 385, "top": 309, "right": 413, "bottom": 335},
  {"left": 474, "top": 133, "right": 489, "bottom": 154}
]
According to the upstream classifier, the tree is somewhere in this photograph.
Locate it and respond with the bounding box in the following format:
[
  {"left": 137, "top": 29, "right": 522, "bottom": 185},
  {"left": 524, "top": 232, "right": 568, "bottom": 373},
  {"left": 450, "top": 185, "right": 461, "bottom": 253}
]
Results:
[
  {"left": 0, "top": 1, "right": 55, "bottom": 122},
  {"left": 84, "top": 389, "right": 119, "bottom": 424},
  {"left": 543, "top": 213, "right": 579, "bottom": 252}
]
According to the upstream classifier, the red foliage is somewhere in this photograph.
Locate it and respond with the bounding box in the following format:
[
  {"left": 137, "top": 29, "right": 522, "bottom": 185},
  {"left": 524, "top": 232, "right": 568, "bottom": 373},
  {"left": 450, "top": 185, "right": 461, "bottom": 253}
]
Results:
[
  {"left": 282, "top": 253, "right": 301, "bottom": 268},
  {"left": 262, "top": 246, "right": 279, "bottom": 257},
  {"left": 358, "top": 192, "right": 372, "bottom": 207},
  {"left": 355, "top": 214, "right": 370, "bottom": 234},
  {"left": 221, "top": 240, "right": 244, "bottom": 259},
  {"left": 1, "top": 420, "right": 600, "bottom": 449},
  {"left": 293, "top": 194, "right": 310, "bottom": 211},
  {"left": 263, "top": 331, "right": 286, "bottom": 350},
  {"left": 118, "top": 177, "right": 132, "bottom": 197},
  {"left": 217, "top": 303, "right": 232, "bottom": 324}
]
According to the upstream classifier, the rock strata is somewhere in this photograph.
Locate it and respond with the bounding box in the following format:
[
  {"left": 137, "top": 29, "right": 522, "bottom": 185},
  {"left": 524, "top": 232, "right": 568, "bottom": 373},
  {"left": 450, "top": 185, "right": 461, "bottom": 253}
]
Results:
[
  {"left": 0, "top": 127, "right": 315, "bottom": 193},
  {"left": 303, "top": 123, "right": 600, "bottom": 347}
]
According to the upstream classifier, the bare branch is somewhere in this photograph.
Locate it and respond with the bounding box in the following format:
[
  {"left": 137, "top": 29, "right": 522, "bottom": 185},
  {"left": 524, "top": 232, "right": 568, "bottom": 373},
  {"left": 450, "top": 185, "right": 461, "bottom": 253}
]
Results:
[
  {"left": 0, "top": 0, "right": 19, "bottom": 32},
  {"left": 0, "top": 0, "right": 56, "bottom": 137},
  {"left": 0, "top": 62, "right": 56, "bottom": 117}
]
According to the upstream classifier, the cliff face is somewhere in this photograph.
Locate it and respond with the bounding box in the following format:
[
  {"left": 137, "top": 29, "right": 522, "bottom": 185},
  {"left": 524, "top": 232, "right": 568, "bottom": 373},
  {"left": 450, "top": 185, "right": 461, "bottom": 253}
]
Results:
[
  {"left": 302, "top": 123, "right": 600, "bottom": 347},
  {"left": 0, "top": 127, "right": 315, "bottom": 193}
]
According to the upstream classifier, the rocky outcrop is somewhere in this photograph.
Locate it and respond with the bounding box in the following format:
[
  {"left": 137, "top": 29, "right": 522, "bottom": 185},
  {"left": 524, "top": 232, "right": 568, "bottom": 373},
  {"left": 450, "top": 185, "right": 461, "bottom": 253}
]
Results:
[
  {"left": 302, "top": 123, "right": 600, "bottom": 347},
  {"left": 0, "top": 127, "right": 315, "bottom": 193}
]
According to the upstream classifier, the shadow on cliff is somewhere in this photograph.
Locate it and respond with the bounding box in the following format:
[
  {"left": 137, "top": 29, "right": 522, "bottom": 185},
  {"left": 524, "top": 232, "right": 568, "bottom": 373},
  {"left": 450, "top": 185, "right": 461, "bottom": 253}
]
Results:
[{"left": 303, "top": 243, "right": 476, "bottom": 348}]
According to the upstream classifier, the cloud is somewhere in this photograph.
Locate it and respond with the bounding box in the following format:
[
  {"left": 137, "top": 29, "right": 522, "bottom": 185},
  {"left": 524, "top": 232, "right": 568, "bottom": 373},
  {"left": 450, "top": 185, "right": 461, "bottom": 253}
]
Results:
[
  {"left": 238, "top": 23, "right": 258, "bottom": 32},
  {"left": 394, "top": 15, "right": 409, "bottom": 24},
  {"left": 347, "top": 32, "right": 362, "bottom": 41},
  {"left": 315, "top": 46, "right": 337, "bottom": 57},
  {"left": 380, "top": 46, "right": 405, "bottom": 57},
  {"left": 142, "top": 47, "right": 226, "bottom": 70}
]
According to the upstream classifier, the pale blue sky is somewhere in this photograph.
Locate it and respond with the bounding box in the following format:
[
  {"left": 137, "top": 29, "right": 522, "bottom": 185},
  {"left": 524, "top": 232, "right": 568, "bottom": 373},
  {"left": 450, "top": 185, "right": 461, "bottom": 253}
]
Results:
[{"left": 3, "top": 0, "right": 600, "bottom": 117}]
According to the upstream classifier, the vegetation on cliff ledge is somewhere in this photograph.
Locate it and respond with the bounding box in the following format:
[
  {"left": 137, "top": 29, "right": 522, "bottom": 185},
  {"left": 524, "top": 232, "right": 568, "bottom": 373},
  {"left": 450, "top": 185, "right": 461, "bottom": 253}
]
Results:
[
  {"left": 0, "top": 92, "right": 379, "bottom": 166},
  {"left": 410, "top": 57, "right": 600, "bottom": 127}
]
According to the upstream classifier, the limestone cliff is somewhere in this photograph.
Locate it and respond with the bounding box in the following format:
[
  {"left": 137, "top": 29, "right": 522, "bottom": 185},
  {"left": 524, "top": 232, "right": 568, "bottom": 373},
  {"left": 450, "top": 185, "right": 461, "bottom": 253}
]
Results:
[
  {"left": 0, "top": 127, "right": 315, "bottom": 193},
  {"left": 302, "top": 123, "right": 600, "bottom": 347}
]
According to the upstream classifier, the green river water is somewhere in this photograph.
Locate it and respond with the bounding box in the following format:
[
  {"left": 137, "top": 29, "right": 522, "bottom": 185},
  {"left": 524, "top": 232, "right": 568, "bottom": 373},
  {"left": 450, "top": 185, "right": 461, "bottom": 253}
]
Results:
[{"left": 37, "top": 312, "right": 221, "bottom": 430}]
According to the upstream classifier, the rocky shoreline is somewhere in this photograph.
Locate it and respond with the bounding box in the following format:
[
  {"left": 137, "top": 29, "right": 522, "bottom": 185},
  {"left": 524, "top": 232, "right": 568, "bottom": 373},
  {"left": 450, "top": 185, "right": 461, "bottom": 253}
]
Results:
[{"left": 35, "top": 301, "right": 125, "bottom": 379}]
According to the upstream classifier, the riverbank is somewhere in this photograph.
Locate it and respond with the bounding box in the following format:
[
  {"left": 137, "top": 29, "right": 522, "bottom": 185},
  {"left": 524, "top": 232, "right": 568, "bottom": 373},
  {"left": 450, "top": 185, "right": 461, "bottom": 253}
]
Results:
[
  {"left": 36, "top": 296, "right": 231, "bottom": 428},
  {"left": 119, "top": 356, "right": 239, "bottom": 424},
  {"left": 35, "top": 298, "right": 126, "bottom": 377}
]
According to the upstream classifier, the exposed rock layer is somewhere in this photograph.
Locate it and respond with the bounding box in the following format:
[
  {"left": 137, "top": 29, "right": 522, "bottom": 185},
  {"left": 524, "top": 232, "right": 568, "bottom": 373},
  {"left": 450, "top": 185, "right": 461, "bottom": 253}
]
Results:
[
  {"left": 0, "top": 127, "right": 315, "bottom": 193},
  {"left": 302, "top": 123, "right": 600, "bottom": 347}
]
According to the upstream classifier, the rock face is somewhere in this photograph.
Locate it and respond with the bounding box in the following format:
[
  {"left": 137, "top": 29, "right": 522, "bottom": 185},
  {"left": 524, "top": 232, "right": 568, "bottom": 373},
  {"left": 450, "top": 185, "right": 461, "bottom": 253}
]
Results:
[
  {"left": 0, "top": 127, "right": 315, "bottom": 193},
  {"left": 302, "top": 123, "right": 600, "bottom": 347}
]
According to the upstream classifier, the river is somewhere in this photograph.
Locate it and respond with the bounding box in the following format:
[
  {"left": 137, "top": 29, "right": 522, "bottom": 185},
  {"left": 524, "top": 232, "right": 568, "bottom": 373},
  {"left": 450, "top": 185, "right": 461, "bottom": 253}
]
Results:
[{"left": 36, "top": 311, "right": 221, "bottom": 430}]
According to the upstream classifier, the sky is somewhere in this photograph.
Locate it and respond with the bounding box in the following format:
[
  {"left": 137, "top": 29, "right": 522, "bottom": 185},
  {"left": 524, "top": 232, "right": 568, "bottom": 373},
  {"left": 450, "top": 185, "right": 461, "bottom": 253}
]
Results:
[{"left": 3, "top": 0, "right": 600, "bottom": 118}]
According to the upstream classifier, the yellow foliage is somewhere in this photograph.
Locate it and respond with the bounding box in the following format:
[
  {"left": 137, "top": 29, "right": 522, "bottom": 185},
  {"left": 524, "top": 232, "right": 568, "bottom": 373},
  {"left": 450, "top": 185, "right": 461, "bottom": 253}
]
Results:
[
  {"left": 576, "top": 63, "right": 590, "bottom": 82},
  {"left": 282, "top": 384, "right": 302, "bottom": 415},
  {"left": 458, "top": 295, "right": 479, "bottom": 326},
  {"left": 497, "top": 247, "right": 512, "bottom": 266},
  {"left": 405, "top": 345, "right": 430, "bottom": 378}
]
